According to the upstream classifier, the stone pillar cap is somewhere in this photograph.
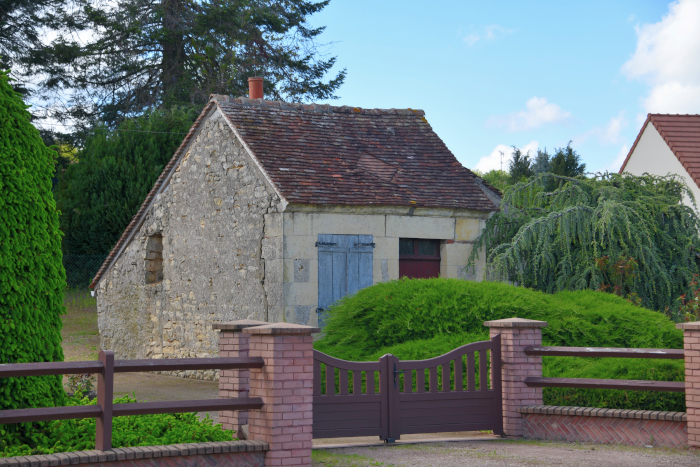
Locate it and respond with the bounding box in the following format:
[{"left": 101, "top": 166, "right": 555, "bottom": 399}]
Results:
[
  {"left": 484, "top": 317, "right": 548, "bottom": 328},
  {"left": 213, "top": 319, "right": 268, "bottom": 331},
  {"left": 243, "top": 322, "right": 321, "bottom": 335},
  {"left": 676, "top": 321, "right": 700, "bottom": 330}
]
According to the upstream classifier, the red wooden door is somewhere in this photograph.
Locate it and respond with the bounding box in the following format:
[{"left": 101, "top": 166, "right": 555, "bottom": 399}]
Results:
[{"left": 399, "top": 239, "right": 441, "bottom": 279}]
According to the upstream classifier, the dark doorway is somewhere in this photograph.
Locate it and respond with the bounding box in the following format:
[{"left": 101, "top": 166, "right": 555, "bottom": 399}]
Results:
[{"left": 399, "top": 239, "right": 441, "bottom": 279}]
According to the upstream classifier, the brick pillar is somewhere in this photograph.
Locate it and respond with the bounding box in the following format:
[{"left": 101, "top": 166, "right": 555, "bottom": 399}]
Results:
[
  {"left": 245, "top": 323, "right": 320, "bottom": 467},
  {"left": 215, "top": 319, "right": 267, "bottom": 438},
  {"left": 678, "top": 321, "right": 700, "bottom": 449},
  {"left": 484, "top": 317, "right": 547, "bottom": 437}
]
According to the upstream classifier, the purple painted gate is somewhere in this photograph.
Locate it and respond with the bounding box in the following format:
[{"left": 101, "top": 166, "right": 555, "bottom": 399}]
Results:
[{"left": 312, "top": 335, "right": 503, "bottom": 441}]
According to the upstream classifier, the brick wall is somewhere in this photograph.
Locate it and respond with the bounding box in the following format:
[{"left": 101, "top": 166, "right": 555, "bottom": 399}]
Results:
[
  {"left": 679, "top": 322, "right": 700, "bottom": 449},
  {"left": 520, "top": 405, "right": 687, "bottom": 448},
  {"left": 484, "top": 318, "right": 547, "bottom": 437},
  {"left": 0, "top": 441, "right": 267, "bottom": 467},
  {"left": 215, "top": 319, "right": 267, "bottom": 437}
]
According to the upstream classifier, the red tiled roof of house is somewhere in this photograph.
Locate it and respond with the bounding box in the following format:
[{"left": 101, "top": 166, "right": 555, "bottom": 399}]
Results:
[
  {"left": 90, "top": 96, "right": 498, "bottom": 288},
  {"left": 619, "top": 114, "right": 700, "bottom": 187},
  {"left": 216, "top": 97, "right": 498, "bottom": 211}
]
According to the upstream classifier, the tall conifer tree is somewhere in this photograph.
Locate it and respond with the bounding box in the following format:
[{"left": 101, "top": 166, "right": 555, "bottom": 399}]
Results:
[
  {"left": 0, "top": 72, "right": 65, "bottom": 411},
  {"left": 31, "top": 0, "right": 346, "bottom": 125}
]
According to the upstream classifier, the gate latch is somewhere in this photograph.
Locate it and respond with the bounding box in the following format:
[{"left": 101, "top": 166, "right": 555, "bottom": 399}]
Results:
[{"left": 393, "top": 363, "right": 405, "bottom": 389}]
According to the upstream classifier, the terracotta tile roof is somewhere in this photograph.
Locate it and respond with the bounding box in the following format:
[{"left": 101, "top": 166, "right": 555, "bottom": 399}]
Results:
[
  {"left": 90, "top": 96, "right": 498, "bottom": 288},
  {"left": 619, "top": 114, "right": 700, "bottom": 187},
  {"left": 216, "top": 97, "right": 498, "bottom": 211}
]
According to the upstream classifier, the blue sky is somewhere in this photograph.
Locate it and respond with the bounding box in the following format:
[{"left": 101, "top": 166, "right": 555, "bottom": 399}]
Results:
[{"left": 311, "top": 0, "right": 700, "bottom": 173}]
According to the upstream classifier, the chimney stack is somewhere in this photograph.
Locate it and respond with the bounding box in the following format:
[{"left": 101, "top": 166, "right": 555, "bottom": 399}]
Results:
[{"left": 248, "top": 77, "right": 263, "bottom": 100}]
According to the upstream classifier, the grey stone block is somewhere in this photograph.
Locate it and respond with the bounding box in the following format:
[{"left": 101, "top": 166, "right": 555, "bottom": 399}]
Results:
[{"left": 294, "top": 259, "right": 310, "bottom": 282}]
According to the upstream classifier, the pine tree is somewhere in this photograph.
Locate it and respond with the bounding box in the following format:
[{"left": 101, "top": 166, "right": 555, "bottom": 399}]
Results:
[
  {"left": 0, "top": 72, "right": 66, "bottom": 411},
  {"left": 31, "top": 0, "right": 346, "bottom": 125},
  {"left": 469, "top": 172, "right": 700, "bottom": 316},
  {"left": 508, "top": 146, "right": 533, "bottom": 183}
]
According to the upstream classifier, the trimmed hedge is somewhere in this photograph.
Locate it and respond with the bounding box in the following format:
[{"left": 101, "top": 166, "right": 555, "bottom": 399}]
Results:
[
  {"left": 314, "top": 278, "right": 685, "bottom": 411},
  {"left": 0, "top": 71, "right": 66, "bottom": 412}
]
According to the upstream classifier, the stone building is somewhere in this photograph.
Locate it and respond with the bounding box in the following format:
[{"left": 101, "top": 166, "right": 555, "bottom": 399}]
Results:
[{"left": 90, "top": 84, "right": 500, "bottom": 377}]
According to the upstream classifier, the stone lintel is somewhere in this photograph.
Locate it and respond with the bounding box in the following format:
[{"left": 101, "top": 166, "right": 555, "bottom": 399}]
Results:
[
  {"left": 213, "top": 319, "right": 268, "bottom": 331},
  {"left": 243, "top": 322, "right": 321, "bottom": 335},
  {"left": 484, "top": 317, "right": 548, "bottom": 329},
  {"left": 677, "top": 321, "right": 700, "bottom": 331}
]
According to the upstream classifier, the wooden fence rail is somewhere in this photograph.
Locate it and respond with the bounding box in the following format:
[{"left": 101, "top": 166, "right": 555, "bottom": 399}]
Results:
[
  {"left": 0, "top": 350, "right": 264, "bottom": 450},
  {"left": 522, "top": 345, "right": 685, "bottom": 393}
]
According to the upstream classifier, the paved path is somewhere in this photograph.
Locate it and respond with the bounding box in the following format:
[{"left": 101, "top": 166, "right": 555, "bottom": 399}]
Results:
[{"left": 313, "top": 438, "right": 700, "bottom": 466}]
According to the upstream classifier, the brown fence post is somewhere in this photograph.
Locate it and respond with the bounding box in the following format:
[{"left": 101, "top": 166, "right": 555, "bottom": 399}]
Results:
[
  {"left": 214, "top": 320, "right": 266, "bottom": 438},
  {"left": 95, "top": 350, "right": 114, "bottom": 451},
  {"left": 484, "top": 318, "right": 547, "bottom": 437},
  {"left": 244, "top": 323, "right": 320, "bottom": 467},
  {"left": 678, "top": 321, "right": 700, "bottom": 449}
]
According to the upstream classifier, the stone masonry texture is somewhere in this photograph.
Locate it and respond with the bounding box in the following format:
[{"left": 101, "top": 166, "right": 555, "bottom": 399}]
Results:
[
  {"left": 0, "top": 441, "right": 267, "bottom": 467},
  {"left": 485, "top": 318, "right": 547, "bottom": 437},
  {"left": 96, "top": 110, "right": 284, "bottom": 379}
]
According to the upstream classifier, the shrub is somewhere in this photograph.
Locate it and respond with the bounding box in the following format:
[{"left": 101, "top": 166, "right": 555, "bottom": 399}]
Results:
[
  {"left": 0, "top": 71, "right": 66, "bottom": 412},
  {"left": 0, "top": 394, "right": 234, "bottom": 457},
  {"left": 314, "top": 278, "right": 685, "bottom": 411}
]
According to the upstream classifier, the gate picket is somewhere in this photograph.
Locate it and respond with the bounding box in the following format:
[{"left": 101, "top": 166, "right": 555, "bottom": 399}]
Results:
[{"left": 312, "top": 335, "right": 504, "bottom": 440}]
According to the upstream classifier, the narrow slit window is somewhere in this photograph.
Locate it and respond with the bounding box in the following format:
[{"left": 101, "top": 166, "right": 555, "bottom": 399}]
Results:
[{"left": 145, "top": 234, "right": 163, "bottom": 284}]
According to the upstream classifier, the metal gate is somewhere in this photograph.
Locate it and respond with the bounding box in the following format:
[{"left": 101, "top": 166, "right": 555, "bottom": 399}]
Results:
[{"left": 312, "top": 335, "right": 502, "bottom": 441}]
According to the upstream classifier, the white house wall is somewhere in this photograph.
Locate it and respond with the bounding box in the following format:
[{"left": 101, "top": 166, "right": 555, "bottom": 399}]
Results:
[{"left": 623, "top": 123, "right": 700, "bottom": 209}]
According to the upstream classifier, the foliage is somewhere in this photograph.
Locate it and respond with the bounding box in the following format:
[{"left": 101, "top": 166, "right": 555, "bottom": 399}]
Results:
[
  {"left": 0, "top": 394, "right": 234, "bottom": 457},
  {"left": 55, "top": 107, "right": 198, "bottom": 255},
  {"left": 0, "top": 1, "right": 64, "bottom": 93},
  {"left": 315, "top": 279, "right": 682, "bottom": 358},
  {"left": 508, "top": 147, "right": 534, "bottom": 182},
  {"left": 473, "top": 169, "right": 510, "bottom": 193},
  {"left": 677, "top": 274, "right": 700, "bottom": 322},
  {"left": 65, "top": 374, "right": 95, "bottom": 395},
  {"left": 32, "top": 0, "right": 346, "bottom": 126},
  {"left": 314, "top": 279, "right": 685, "bottom": 411},
  {"left": 470, "top": 172, "right": 700, "bottom": 316},
  {"left": 550, "top": 143, "right": 586, "bottom": 178},
  {"left": 0, "top": 71, "right": 66, "bottom": 411},
  {"left": 532, "top": 148, "right": 551, "bottom": 174}
]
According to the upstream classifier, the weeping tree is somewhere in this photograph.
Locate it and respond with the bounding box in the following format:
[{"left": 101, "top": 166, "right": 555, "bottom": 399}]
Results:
[{"left": 469, "top": 172, "right": 700, "bottom": 317}]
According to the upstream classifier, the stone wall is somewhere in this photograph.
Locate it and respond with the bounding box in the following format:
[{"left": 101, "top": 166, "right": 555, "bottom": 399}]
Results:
[
  {"left": 281, "top": 206, "right": 490, "bottom": 327},
  {"left": 97, "top": 110, "right": 284, "bottom": 378}
]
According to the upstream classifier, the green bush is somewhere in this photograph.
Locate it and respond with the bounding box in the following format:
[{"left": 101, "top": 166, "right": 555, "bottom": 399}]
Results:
[
  {"left": 314, "top": 278, "right": 685, "bottom": 411},
  {"left": 0, "top": 394, "right": 234, "bottom": 457},
  {"left": 0, "top": 71, "right": 66, "bottom": 412}
]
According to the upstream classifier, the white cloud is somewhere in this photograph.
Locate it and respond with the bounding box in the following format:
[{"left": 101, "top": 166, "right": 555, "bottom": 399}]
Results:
[
  {"left": 474, "top": 141, "right": 539, "bottom": 173},
  {"left": 622, "top": 0, "right": 700, "bottom": 113},
  {"left": 463, "top": 25, "right": 514, "bottom": 46},
  {"left": 486, "top": 97, "right": 572, "bottom": 132},
  {"left": 574, "top": 112, "right": 628, "bottom": 146}
]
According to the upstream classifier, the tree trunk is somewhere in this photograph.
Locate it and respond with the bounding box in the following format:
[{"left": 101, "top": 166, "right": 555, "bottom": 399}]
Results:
[{"left": 160, "top": 0, "right": 187, "bottom": 104}]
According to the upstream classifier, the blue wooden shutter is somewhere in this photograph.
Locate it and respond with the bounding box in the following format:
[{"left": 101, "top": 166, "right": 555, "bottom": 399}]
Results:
[{"left": 317, "top": 234, "right": 373, "bottom": 327}]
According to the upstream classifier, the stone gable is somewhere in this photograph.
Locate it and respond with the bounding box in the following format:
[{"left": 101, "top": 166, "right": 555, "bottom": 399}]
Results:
[{"left": 97, "top": 110, "right": 283, "bottom": 378}]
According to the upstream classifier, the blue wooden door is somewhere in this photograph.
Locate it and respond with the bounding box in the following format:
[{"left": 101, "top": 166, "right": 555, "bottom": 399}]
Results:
[{"left": 317, "top": 234, "right": 374, "bottom": 327}]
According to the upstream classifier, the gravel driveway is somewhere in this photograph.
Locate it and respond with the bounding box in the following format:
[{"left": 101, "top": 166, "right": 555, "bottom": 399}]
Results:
[{"left": 313, "top": 438, "right": 700, "bottom": 466}]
